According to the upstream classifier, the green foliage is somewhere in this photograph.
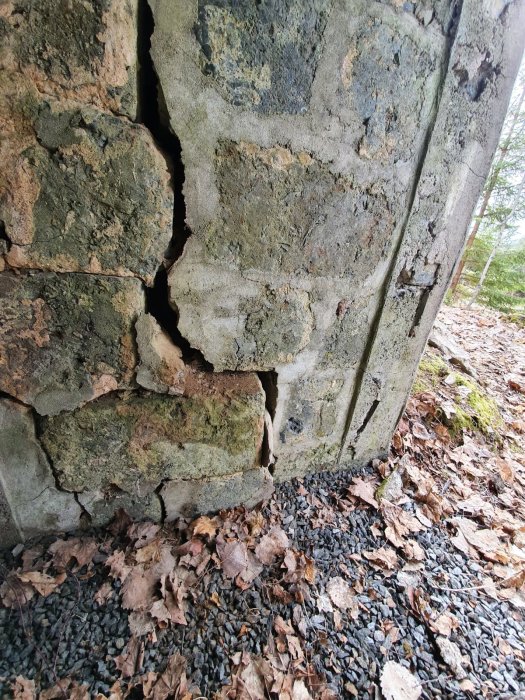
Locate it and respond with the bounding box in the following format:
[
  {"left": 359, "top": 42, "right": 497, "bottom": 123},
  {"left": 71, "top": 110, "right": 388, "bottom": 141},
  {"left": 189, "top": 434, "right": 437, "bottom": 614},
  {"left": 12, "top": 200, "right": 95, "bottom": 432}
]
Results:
[
  {"left": 463, "top": 233, "right": 525, "bottom": 312},
  {"left": 454, "top": 63, "right": 525, "bottom": 311}
]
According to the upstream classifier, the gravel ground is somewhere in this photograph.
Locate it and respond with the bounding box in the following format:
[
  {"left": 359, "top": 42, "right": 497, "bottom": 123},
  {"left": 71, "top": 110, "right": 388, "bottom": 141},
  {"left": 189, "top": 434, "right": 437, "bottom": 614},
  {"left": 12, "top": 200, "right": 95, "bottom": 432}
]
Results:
[{"left": 1, "top": 467, "right": 524, "bottom": 699}]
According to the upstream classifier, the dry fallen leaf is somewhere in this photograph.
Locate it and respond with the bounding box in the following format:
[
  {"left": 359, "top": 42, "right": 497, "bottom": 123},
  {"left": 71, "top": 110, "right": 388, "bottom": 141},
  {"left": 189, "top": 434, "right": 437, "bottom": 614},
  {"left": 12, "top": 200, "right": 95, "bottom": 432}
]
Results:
[
  {"left": 144, "top": 653, "right": 188, "bottom": 700},
  {"left": 48, "top": 538, "right": 98, "bottom": 571},
  {"left": 348, "top": 477, "right": 379, "bottom": 508},
  {"left": 192, "top": 515, "right": 218, "bottom": 539},
  {"left": 430, "top": 612, "right": 459, "bottom": 637},
  {"left": 380, "top": 661, "right": 422, "bottom": 700},
  {"left": 326, "top": 577, "right": 355, "bottom": 612},
  {"left": 255, "top": 526, "right": 289, "bottom": 565},
  {"left": 94, "top": 581, "right": 113, "bottom": 605},
  {"left": 11, "top": 677, "right": 36, "bottom": 700},
  {"left": 217, "top": 539, "right": 249, "bottom": 579},
  {"left": 16, "top": 571, "right": 66, "bottom": 597},
  {"left": 363, "top": 546, "right": 398, "bottom": 573},
  {"left": 114, "top": 635, "right": 144, "bottom": 678}
]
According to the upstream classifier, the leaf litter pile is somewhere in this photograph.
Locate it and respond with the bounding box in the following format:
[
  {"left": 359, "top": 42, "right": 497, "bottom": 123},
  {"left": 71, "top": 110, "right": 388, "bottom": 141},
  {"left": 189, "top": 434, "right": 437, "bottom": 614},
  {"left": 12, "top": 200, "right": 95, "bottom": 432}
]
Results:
[{"left": 1, "top": 304, "right": 525, "bottom": 699}]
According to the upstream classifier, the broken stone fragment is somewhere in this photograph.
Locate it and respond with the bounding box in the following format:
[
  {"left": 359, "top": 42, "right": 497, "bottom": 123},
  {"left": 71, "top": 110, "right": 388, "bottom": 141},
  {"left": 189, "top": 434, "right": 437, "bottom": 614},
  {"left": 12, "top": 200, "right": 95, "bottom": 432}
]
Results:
[
  {"left": 0, "top": 76, "right": 172, "bottom": 285},
  {"left": 161, "top": 468, "right": 274, "bottom": 521},
  {"left": 0, "top": 271, "right": 143, "bottom": 415},
  {"left": 136, "top": 314, "right": 186, "bottom": 395},
  {"left": 0, "top": 399, "right": 81, "bottom": 545},
  {"left": 39, "top": 377, "right": 266, "bottom": 494},
  {"left": 77, "top": 490, "right": 163, "bottom": 528},
  {"left": 0, "top": 0, "right": 139, "bottom": 118}
]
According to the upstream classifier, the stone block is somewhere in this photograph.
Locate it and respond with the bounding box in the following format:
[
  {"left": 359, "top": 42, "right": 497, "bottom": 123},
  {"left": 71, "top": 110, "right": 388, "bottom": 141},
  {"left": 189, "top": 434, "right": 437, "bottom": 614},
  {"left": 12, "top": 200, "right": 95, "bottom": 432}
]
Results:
[
  {"left": 161, "top": 468, "right": 274, "bottom": 521},
  {"left": 77, "top": 489, "right": 163, "bottom": 527},
  {"left": 0, "top": 272, "right": 143, "bottom": 415},
  {"left": 0, "top": 0, "right": 139, "bottom": 118},
  {"left": 0, "top": 77, "right": 172, "bottom": 285},
  {"left": 193, "top": 0, "right": 331, "bottom": 115},
  {"left": 0, "top": 399, "right": 81, "bottom": 544},
  {"left": 136, "top": 314, "right": 186, "bottom": 395},
  {"left": 39, "top": 375, "right": 266, "bottom": 494}
]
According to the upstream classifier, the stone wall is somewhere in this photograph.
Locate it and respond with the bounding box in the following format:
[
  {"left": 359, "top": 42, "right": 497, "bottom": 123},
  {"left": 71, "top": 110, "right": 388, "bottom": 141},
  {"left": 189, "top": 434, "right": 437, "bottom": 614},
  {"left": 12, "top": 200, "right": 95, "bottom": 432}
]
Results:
[{"left": 0, "top": 0, "right": 523, "bottom": 544}]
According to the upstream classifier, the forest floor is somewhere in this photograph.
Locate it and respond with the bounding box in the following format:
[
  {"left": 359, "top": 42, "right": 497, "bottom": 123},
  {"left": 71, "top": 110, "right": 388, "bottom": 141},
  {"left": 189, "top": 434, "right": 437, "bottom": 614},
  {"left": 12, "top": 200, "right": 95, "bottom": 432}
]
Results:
[{"left": 1, "top": 304, "right": 525, "bottom": 700}]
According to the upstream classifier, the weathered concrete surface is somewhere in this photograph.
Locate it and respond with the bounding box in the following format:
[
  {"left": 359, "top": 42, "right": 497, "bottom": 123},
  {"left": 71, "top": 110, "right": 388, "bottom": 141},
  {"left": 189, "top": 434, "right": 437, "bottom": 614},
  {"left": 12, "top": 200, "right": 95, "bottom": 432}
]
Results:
[
  {"left": 0, "top": 399, "right": 81, "bottom": 545},
  {"left": 0, "top": 76, "right": 172, "bottom": 285},
  {"left": 339, "top": 0, "right": 525, "bottom": 466},
  {"left": 150, "top": 0, "right": 525, "bottom": 479},
  {"left": 0, "top": 0, "right": 139, "bottom": 118},
  {"left": 39, "top": 375, "right": 266, "bottom": 494},
  {"left": 161, "top": 468, "right": 274, "bottom": 521},
  {"left": 0, "top": 272, "right": 143, "bottom": 415}
]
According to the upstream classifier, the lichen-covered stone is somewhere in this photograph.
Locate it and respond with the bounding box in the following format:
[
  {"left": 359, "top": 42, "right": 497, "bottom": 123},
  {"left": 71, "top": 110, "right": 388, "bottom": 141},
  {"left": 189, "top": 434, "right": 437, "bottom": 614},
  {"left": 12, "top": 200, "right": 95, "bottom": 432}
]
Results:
[
  {"left": 204, "top": 141, "right": 393, "bottom": 278},
  {"left": 161, "top": 468, "right": 274, "bottom": 521},
  {"left": 194, "top": 0, "right": 332, "bottom": 114},
  {"left": 0, "top": 78, "right": 172, "bottom": 285},
  {"left": 0, "top": 399, "right": 81, "bottom": 543},
  {"left": 136, "top": 314, "right": 186, "bottom": 395},
  {"left": 0, "top": 272, "right": 143, "bottom": 415},
  {"left": 0, "top": 0, "right": 138, "bottom": 118},
  {"left": 39, "top": 376, "right": 266, "bottom": 494}
]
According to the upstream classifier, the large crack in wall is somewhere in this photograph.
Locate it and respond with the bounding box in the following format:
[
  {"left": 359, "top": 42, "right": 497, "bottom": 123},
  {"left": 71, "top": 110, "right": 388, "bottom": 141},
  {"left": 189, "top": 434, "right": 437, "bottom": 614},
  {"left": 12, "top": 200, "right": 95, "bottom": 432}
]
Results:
[{"left": 0, "top": 0, "right": 523, "bottom": 543}]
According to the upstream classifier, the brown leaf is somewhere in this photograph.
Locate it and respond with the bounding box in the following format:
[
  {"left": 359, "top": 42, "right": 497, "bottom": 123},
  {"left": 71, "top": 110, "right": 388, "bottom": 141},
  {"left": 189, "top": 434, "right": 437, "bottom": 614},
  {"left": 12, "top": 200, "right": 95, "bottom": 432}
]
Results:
[
  {"left": 146, "top": 653, "right": 187, "bottom": 700},
  {"left": 255, "top": 527, "right": 290, "bottom": 565},
  {"left": 217, "top": 539, "right": 248, "bottom": 579},
  {"left": 128, "top": 522, "right": 160, "bottom": 549},
  {"left": 430, "top": 613, "right": 459, "bottom": 637},
  {"left": 11, "top": 677, "right": 36, "bottom": 699},
  {"left": 105, "top": 550, "right": 132, "bottom": 583},
  {"left": 326, "top": 577, "right": 355, "bottom": 611},
  {"left": 363, "top": 546, "right": 398, "bottom": 572},
  {"left": 94, "top": 581, "right": 114, "bottom": 605},
  {"left": 411, "top": 422, "right": 431, "bottom": 441},
  {"left": 380, "top": 661, "right": 422, "bottom": 700},
  {"left": 348, "top": 478, "right": 379, "bottom": 508},
  {"left": 48, "top": 538, "right": 98, "bottom": 571},
  {"left": 40, "top": 679, "right": 90, "bottom": 699},
  {"left": 191, "top": 515, "right": 218, "bottom": 539},
  {"left": 16, "top": 571, "right": 66, "bottom": 597},
  {"left": 114, "top": 635, "right": 144, "bottom": 678},
  {"left": 401, "top": 540, "right": 425, "bottom": 562},
  {"left": 435, "top": 636, "right": 467, "bottom": 679},
  {"left": 0, "top": 576, "right": 35, "bottom": 608},
  {"left": 122, "top": 567, "right": 158, "bottom": 612}
]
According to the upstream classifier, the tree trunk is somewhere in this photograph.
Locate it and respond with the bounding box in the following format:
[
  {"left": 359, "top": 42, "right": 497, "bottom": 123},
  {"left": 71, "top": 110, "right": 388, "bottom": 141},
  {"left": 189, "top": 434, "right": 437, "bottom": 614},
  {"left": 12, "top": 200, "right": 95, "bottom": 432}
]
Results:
[
  {"left": 468, "top": 170, "right": 525, "bottom": 307},
  {"left": 450, "top": 81, "right": 525, "bottom": 295}
]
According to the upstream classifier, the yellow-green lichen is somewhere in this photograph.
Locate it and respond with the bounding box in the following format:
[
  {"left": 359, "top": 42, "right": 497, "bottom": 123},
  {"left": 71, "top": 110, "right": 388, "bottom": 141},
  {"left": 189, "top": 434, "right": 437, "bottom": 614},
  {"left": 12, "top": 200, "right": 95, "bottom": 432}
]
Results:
[
  {"left": 412, "top": 351, "right": 449, "bottom": 394},
  {"left": 446, "top": 373, "right": 503, "bottom": 437}
]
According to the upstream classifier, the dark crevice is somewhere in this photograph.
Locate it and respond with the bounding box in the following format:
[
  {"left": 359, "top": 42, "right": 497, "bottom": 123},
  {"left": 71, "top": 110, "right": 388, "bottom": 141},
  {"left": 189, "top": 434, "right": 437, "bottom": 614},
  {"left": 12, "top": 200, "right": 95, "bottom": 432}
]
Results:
[
  {"left": 408, "top": 287, "right": 433, "bottom": 338},
  {"left": 258, "top": 371, "right": 278, "bottom": 473},
  {"left": 73, "top": 493, "right": 93, "bottom": 528},
  {"left": 0, "top": 221, "right": 11, "bottom": 249},
  {"left": 137, "top": 0, "right": 190, "bottom": 263},
  {"left": 154, "top": 481, "right": 168, "bottom": 522},
  {"left": 137, "top": 0, "right": 210, "bottom": 368},
  {"left": 144, "top": 267, "right": 213, "bottom": 369},
  {"left": 355, "top": 399, "right": 380, "bottom": 440}
]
